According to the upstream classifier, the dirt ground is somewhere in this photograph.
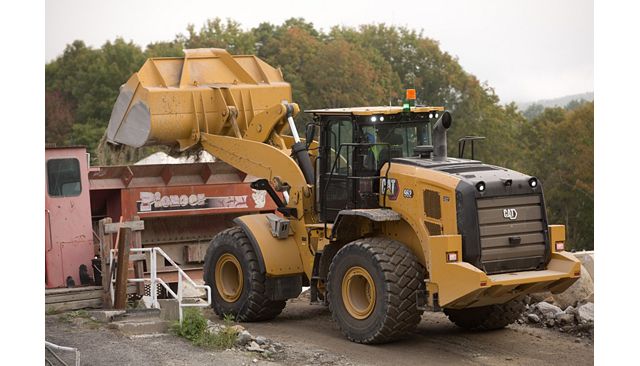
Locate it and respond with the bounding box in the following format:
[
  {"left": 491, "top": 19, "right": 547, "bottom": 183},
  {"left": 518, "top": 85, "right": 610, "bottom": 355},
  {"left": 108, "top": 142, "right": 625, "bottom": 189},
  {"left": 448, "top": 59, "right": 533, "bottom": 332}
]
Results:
[{"left": 45, "top": 295, "right": 593, "bottom": 366}]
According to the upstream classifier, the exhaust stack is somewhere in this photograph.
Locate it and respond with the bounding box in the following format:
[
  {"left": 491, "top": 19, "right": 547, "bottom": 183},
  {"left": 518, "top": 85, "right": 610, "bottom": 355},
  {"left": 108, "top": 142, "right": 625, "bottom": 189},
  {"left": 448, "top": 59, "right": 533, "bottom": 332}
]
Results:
[{"left": 433, "top": 111, "right": 452, "bottom": 161}]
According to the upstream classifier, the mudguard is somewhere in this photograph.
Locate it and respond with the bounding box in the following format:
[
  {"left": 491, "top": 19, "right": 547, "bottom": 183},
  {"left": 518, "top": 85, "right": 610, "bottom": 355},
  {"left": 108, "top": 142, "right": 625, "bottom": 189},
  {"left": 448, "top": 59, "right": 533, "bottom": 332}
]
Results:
[{"left": 233, "top": 214, "right": 304, "bottom": 276}]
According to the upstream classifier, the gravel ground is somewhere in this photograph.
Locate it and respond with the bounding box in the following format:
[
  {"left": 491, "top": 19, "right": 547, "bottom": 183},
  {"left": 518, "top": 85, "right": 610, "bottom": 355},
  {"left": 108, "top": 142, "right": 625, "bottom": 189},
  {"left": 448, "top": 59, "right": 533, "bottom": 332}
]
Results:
[{"left": 45, "top": 294, "right": 593, "bottom": 366}]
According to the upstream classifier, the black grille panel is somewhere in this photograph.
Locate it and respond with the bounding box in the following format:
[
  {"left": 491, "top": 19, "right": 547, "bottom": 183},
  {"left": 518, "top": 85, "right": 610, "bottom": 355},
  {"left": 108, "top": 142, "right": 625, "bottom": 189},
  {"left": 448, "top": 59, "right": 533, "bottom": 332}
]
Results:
[{"left": 477, "top": 194, "right": 547, "bottom": 274}]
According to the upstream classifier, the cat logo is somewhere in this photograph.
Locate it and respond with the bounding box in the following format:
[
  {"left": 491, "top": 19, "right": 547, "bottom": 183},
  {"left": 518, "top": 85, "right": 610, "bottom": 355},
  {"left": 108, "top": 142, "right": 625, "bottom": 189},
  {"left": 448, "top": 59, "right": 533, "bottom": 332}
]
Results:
[
  {"left": 503, "top": 208, "right": 518, "bottom": 220},
  {"left": 380, "top": 178, "right": 399, "bottom": 200}
]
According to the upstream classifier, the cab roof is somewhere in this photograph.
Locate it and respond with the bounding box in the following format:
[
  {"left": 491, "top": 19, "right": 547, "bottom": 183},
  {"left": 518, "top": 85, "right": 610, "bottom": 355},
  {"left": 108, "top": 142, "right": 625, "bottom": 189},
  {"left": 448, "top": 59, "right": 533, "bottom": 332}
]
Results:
[{"left": 305, "top": 105, "right": 445, "bottom": 116}]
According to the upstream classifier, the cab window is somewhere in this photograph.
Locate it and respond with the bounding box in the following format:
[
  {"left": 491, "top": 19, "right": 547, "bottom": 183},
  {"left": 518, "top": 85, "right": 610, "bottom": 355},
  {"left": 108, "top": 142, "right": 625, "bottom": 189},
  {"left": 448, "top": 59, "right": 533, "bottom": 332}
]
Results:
[
  {"left": 327, "top": 119, "right": 353, "bottom": 175},
  {"left": 47, "top": 158, "right": 82, "bottom": 197}
]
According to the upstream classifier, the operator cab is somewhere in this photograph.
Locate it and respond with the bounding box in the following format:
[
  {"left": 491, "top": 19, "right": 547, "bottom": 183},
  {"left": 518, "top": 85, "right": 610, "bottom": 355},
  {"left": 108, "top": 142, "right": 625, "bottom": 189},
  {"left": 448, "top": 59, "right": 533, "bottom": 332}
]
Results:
[{"left": 306, "top": 106, "right": 445, "bottom": 222}]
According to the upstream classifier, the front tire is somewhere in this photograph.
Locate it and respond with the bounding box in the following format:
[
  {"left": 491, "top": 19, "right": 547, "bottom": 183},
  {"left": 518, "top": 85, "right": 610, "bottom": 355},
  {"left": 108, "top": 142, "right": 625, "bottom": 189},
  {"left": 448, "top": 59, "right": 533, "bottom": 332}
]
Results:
[
  {"left": 203, "top": 227, "right": 285, "bottom": 321},
  {"left": 327, "top": 237, "right": 425, "bottom": 344},
  {"left": 444, "top": 300, "right": 525, "bottom": 330}
]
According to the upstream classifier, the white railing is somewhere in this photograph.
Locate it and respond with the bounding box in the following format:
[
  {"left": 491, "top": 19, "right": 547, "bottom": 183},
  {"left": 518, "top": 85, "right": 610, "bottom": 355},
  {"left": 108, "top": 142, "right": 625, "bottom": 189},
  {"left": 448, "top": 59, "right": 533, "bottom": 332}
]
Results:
[
  {"left": 109, "top": 247, "right": 211, "bottom": 324},
  {"left": 45, "top": 341, "right": 80, "bottom": 366}
]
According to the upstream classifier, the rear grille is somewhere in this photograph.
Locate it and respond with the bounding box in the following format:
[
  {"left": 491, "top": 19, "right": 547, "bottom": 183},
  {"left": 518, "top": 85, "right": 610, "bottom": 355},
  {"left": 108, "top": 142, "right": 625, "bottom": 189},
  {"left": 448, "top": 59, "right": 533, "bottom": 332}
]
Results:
[{"left": 476, "top": 194, "right": 547, "bottom": 274}]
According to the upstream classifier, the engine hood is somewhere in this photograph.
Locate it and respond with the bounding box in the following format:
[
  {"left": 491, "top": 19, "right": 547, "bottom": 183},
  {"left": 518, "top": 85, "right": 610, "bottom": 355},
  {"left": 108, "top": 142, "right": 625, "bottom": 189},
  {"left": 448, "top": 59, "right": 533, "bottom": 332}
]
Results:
[{"left": 391, "top": 156, "right": 539, "bottom": 197}]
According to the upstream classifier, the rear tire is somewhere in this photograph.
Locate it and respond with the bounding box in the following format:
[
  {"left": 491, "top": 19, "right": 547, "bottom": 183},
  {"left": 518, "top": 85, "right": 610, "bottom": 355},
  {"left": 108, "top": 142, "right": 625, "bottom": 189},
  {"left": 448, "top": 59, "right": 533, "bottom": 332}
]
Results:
[
  {"left": 203, "top": 227, "right": 285, "bottom": 321},
  {"left": 444, "top": 300, "right": 525, "bottom": 330},
  {"left": 327, "top": 237, "right": 425, "bottom": 344}
]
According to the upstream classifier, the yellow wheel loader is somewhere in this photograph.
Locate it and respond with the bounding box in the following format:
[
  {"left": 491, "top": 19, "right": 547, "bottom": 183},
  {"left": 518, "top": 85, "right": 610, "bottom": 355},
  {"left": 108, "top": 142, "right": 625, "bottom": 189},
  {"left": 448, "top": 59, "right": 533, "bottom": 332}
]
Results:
[{"left": 107, "top": 48, "right": 581, "bottom": 344}]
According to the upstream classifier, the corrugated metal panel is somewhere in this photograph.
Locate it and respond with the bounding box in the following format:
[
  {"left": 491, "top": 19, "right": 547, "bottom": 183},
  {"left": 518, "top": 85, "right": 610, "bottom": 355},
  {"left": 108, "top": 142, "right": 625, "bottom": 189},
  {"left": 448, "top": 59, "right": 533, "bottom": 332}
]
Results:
[{"left": 477, "top": 194, "right": 546, "bottom": 274}]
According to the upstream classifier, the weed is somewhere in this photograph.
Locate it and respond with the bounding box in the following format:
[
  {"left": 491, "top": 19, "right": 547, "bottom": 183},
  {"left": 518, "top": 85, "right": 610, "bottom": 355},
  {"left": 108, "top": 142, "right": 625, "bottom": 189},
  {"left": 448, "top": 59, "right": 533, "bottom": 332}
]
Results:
[
  {"left": 223, "top": 313, "right": 235, "bottom": 324},
  {"left": 171, "top": 308, "right": 238, "bottom": 350},
  {"left": 59, "top": 310, "right": 89, "bottom": 323}
]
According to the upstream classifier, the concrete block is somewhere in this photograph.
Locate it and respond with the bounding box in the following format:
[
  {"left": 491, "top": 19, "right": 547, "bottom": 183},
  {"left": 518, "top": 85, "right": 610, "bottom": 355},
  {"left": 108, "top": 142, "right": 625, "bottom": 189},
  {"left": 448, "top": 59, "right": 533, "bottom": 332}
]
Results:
[
  {"left": 87, "top": 310, "right": 126, "bottom": 323},
  {"left": 158, "top": 299, "right": 180, "bottom": 321},
  {"left": 109, "top": 319, "right": 169, "bottom": 336}
]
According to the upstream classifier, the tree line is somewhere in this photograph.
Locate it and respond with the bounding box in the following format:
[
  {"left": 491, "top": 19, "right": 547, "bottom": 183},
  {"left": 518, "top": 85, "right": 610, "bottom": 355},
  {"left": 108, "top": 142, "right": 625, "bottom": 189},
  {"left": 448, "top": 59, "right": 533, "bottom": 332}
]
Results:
[{"left": 45, "top": 18, "right": 593, "bottom": 250}]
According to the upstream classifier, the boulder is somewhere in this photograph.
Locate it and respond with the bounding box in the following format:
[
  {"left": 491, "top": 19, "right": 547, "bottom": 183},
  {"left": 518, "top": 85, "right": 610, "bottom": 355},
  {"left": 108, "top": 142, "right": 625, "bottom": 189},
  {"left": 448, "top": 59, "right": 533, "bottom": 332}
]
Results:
[
  {"left": 576, "top": 302, "right": 594, "bottom": 323},
  {"left": 246, "top": 341, "right": 265, "bottom": 352},
  {"left": 236, "top": 330, "right": 253, "bottom": 346},
  {"left": 573, "top": 251, "right": 594, "bottom": 280},
  {"left": 556, "top": 312, "right": 575, "bottom": 325},
  {"left": 551, "top": 264, "right": 593, "bottom": 309},
  {"left": 527, "top": 313, "right": 541, "bottom": 323},
  {"left": 535, "top": 302, "right": 563, "bottom": 318}
]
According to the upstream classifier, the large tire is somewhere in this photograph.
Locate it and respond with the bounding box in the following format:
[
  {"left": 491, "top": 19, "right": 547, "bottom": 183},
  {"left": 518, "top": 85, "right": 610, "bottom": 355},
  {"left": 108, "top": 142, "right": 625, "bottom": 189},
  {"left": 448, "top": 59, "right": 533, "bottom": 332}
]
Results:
[
  {"left": 327, "top": 237, "right": 425, "bottom": 344},
  {"left": 203, "top": 227, "right": 285, "bottom": 321},
  {"left": 444, "top": 300, "right": 525, "bottom": 330}
]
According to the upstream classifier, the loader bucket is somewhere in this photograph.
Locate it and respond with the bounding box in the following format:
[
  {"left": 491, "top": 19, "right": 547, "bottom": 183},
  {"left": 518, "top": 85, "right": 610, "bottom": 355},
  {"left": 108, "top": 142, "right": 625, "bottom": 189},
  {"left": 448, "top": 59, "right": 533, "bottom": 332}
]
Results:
[{"left": 106, "top": 48, "right": 292, "bottom": 149}]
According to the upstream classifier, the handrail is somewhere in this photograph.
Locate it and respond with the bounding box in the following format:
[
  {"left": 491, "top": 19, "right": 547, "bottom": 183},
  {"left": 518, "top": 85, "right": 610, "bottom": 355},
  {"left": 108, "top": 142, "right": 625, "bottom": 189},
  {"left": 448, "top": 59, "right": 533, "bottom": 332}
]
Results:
[
  {"left": 109, "top": 247, "right": 211, "bottom": 324},
  {"left": 45, "top": 341, "right": 80, "bottom": 366},
  {"left": 45, "top": 209, "right": 53, "bottom": 252}
]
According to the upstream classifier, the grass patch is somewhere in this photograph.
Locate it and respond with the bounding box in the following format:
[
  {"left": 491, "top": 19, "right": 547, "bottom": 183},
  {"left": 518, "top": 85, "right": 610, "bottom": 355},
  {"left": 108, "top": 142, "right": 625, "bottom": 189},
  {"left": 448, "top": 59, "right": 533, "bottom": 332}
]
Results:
[
  {"left": 59, "top": 310, "right": 90, "bottom": 323},
  {"left": 171, "top": 309, "right": 238, "bottom": 350}
]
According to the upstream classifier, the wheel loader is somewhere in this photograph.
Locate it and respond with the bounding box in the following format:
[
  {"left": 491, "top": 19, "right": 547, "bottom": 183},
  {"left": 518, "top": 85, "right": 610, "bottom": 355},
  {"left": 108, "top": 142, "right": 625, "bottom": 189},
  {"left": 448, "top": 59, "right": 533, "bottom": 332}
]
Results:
[{"left": 106, "top": 48, "right": 581, "bottom": 344}]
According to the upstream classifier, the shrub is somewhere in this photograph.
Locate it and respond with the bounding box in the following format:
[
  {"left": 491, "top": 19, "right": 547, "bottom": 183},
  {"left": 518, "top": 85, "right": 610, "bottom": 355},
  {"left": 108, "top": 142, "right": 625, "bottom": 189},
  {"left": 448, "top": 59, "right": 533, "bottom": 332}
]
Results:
[{"left": 171, "top": 309, "right": 238, "bottom": 350}]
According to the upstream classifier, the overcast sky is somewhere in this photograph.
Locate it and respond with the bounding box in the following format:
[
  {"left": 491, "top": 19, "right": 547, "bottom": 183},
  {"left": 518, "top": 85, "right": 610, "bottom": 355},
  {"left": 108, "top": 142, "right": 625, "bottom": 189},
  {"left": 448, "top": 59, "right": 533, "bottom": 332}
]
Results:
[{"left": 45, "top": 0, "right": 593, "bottom": 104}]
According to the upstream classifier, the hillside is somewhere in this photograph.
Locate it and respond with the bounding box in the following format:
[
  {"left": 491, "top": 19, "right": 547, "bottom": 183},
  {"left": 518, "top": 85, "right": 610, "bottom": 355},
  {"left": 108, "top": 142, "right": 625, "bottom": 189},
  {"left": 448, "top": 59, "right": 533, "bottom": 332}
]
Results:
[{"left": 517, "top": 92, "right": 594, "bottom": 110}]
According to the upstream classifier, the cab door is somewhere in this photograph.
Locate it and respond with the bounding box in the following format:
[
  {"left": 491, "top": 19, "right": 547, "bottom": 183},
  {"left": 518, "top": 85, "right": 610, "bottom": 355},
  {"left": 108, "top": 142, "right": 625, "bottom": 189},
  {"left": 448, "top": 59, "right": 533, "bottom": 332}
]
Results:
[
  {"left": 319, "top": 118, "right": 354, "bottom": 222},
  {"left": 45, "top": 150, "right": 94, "bottom": 288}
]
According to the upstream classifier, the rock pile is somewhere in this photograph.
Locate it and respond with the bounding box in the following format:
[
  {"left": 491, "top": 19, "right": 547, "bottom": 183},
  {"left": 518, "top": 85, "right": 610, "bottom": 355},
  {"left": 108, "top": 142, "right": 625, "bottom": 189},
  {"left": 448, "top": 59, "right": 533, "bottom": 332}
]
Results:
[
  {"left": 519, "top": 298, "right": 594, "bottom": 338},
  {"left": 206, "top": 321, "right": 285, "bottom": 360}
]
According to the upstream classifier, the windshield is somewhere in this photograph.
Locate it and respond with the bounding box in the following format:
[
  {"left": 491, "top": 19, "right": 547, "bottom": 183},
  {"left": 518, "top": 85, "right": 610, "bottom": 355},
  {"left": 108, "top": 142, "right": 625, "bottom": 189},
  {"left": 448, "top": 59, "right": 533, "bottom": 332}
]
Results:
[{"left": 358, "top": 121, "right": 432, "bottom": 157}]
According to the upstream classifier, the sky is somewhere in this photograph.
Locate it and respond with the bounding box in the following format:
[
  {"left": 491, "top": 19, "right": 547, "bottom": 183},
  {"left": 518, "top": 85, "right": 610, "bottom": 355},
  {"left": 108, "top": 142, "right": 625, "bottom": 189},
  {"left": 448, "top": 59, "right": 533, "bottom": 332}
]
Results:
[{"left": 45, "top": 0, "right": 593, "bottom": 104}]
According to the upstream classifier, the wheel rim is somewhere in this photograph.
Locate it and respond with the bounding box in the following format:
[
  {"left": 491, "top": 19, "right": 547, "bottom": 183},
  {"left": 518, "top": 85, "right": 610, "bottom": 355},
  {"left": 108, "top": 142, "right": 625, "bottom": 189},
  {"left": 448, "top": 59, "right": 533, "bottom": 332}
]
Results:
[
  {"left": 215, "top": 253, "right": 243, "bottom": 302},
  {"left": 341, "top": 266, "right": 376, "bottom": 319}
]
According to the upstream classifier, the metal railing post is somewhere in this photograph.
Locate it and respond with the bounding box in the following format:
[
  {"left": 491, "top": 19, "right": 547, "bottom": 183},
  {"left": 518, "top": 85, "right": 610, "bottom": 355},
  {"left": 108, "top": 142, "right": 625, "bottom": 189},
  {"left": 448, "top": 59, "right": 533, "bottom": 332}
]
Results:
[
  {"left": 178, "top": 272, "right": 183, "bottom": 324},
  {"left": 150, "top": 248, "right": 157, "bottom": 308}
]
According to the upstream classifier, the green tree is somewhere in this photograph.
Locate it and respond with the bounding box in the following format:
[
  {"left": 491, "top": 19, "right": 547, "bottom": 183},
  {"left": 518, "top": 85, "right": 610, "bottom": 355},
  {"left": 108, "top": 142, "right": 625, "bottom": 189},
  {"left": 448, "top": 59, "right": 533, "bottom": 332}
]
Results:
[{"left": 518, "top": 103, "right": 594, "bottom": 250}]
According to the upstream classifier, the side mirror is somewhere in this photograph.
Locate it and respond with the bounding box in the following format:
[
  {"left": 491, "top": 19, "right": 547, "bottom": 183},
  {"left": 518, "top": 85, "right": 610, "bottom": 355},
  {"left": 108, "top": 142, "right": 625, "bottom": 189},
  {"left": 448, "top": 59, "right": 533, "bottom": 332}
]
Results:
[{"left": 305, "top": 123, "right": 317, "bottom": 149}]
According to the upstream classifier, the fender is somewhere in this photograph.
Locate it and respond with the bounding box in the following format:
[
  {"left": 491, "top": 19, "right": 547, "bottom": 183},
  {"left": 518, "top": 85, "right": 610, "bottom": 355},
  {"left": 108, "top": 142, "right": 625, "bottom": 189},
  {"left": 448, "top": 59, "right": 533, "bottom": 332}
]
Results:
[{"left": 233, "top": 214, "right": 304, "bottom": 276}]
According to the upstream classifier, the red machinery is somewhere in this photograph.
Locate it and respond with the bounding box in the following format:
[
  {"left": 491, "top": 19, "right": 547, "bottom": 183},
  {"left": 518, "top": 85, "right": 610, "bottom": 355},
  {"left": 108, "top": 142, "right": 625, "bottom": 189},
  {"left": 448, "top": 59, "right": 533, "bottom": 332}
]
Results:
[{"left": 45, "top": 146, "right": 277, "bottom": 289}]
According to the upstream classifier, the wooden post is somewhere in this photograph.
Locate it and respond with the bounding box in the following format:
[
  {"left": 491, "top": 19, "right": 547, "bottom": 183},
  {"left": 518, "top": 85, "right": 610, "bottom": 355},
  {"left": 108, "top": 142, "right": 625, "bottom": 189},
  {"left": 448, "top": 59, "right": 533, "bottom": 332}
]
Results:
[
  {"left": 98, "top": 218, "right": 113, "bottom": 308},
  {"left": 114, "top": 228, "right": 131, "bottom": 310},
  {"left": 132, "top": 216, "right": 145, "bottom": 296}
]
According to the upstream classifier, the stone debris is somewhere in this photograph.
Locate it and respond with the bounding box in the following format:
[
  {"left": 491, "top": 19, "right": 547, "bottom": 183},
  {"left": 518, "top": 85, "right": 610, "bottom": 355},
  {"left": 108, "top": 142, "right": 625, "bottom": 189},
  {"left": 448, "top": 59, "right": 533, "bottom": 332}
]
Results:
[
  {"left": 576, "top": 302, "right": 594, "bottom": 323},
  {"left": 535, "top": 302, "right": 563, "bottom": 318},
  {"left": 203, "top": 321, "right": 288, "bottom": 360},
  {"left": 527, "top": 313, "right": 540, "bottom": 323},
  {"left": 236, "top": 330, "right": 253, "bottom": 346},
  {"left": 521, "top": 298, "right": 594, "bottom": 339},
  {"left": 246, "top": 341, "right": 266, "bottom": 352}
]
